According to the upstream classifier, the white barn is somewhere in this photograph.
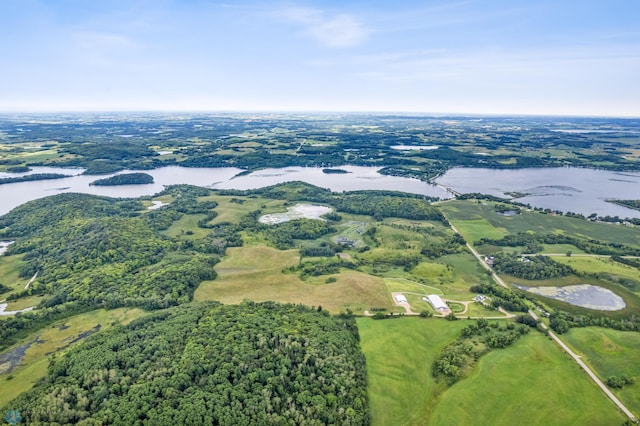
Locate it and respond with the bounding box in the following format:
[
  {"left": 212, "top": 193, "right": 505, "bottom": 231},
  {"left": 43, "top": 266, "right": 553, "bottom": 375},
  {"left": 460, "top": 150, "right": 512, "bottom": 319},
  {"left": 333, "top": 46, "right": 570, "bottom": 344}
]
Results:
[
  {"left": 426, "top": 294, "right": 448, "bottom": 312},
  {"left": 394, "top": 294, "right": 408, "bottom": 304}
]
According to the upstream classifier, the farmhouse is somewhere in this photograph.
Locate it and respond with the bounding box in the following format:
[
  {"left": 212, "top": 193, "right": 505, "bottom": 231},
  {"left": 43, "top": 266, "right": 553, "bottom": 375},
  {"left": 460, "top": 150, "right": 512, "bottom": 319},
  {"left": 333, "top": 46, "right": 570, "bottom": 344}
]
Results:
[{"left": 426, "top": 294, "right": 448, "bottom": 312}]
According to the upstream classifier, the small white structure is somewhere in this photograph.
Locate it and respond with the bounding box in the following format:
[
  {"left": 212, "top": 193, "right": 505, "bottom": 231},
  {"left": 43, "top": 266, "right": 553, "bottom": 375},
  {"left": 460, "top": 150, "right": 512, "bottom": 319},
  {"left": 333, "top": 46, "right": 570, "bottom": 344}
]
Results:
[
  {"left": 427, "top": 294, "right": 448, "bottom": 312},
  {"left": 394, "top": 294, "right": 408, "bottom": 304}
]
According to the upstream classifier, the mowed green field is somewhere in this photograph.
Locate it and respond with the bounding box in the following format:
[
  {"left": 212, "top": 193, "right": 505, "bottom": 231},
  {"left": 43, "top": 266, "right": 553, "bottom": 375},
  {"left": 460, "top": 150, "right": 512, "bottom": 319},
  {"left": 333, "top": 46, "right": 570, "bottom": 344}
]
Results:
[
  {"left": 0, "top": 307, "right": 145, "bottom": 407},
  {"left": 563, "top": 327, "right": 640, "bottom": 418},
  {"left": 195, "top": 245, "right": 393, "bottom": 313},
  {"left": 429, "top": 332, "right": 627, "bottom": 425},
  {"left": 0, "top": 254, "right": 29, "bottom": 294},
  {"left": 440, "top": 200, "right": 640, "bottom": 247},
  {"left": 357, "top": 317, "right": 467, "bottom": 425}
]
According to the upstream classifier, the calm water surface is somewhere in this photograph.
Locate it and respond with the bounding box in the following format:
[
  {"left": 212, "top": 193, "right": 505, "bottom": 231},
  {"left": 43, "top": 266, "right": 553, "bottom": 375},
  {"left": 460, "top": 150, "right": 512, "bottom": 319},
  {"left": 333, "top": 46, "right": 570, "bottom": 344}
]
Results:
[
  {"left": 0, "top": 166, "right": 450, "bottom": 216},
  {"left": 436, "top": 167, "right": 640, "bottom": 218}
]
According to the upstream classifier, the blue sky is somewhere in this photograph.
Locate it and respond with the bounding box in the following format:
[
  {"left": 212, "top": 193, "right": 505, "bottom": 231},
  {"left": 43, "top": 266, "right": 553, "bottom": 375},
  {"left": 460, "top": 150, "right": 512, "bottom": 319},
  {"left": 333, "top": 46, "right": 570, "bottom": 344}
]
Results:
[{"left": 1, "top": 0, "right": 638, "bottom": 116}]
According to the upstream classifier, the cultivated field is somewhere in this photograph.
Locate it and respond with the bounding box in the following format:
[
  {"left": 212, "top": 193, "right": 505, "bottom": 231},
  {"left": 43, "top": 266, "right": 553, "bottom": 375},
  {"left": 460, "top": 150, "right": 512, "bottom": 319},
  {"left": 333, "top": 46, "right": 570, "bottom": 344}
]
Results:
[{"left": 441, "top": 200, "right": 640, "bottom": 248}]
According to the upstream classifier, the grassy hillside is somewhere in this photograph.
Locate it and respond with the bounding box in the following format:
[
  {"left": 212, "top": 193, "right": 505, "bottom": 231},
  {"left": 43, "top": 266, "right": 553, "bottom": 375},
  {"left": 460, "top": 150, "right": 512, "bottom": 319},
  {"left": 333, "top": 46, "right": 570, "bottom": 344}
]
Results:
[
  {"left": 563, "top": 327, "right": 640, "bottom": 418},
  {"left": 357, "top": 317, "right": 467, "bottom": 425},
  {"left": 429, "top": 332, "right": 627, "bottom": 425}
]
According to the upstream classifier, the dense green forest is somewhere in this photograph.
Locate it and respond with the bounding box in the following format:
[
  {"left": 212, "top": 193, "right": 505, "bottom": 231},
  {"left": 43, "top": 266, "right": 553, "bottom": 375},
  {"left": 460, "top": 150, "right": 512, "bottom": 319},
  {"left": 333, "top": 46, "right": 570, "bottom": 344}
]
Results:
[
  {"left": 0, "top": 173, "right": 69, "bottom": 185},
  {"left": 491, "top": 253, "right": 575, "bottom": 280},
  {"left": 0, "top": 190, "right": 229, "bottom": 351},
  {"left": 5, "top": 302, "right": 369, "bottom": 425},
  {"left": 89, "top": 172, "right": 154, "bottom": 186}
]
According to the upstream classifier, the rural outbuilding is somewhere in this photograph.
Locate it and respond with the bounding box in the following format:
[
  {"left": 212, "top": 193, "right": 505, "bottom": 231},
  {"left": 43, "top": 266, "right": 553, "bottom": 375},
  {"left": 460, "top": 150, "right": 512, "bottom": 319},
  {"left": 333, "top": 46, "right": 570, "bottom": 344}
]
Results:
[
  {"left": 427, "top": 294, "right": 448, "bottom": 312},
  {"left": 394, "top": 294, "right": 408, "bottom": 304}
]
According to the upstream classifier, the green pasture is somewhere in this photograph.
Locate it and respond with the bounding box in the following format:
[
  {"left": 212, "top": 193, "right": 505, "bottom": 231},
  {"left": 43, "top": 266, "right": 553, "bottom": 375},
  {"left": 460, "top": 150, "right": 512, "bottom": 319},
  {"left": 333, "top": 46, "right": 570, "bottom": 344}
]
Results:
[
  {"left": 429, "top": 332, "right": 627, "bottom": 425},
  {"left": 0, "top": 307, "right": 145, "bottom": 407},
  {"left": 440, "top": 200, "right": 640, "bottom": 247},
  {"left": 465, "top": 301, "right": 504, "bottom": 318},
  {"left": 199, "top": 194, "right": 284, "bottom": 225},
  {"left": 161, "top": 214, "right": 211, "bottom": 239},
  {"left": 195, "top": 245, "right": 393, "bottom": 313},
  {"left": 0, "top": 254, "right": 28, "bottom": 295},
  {"left": 384, "top": 278, "right": 443, "bottom": 295},
  {"left": 357, "top": 317, "right": 467, "bottom": 425},
  {"left": 555, "top": 256, "right": 640, "bottom": 287},
  {"left": 563, "top": 327, "right": 640, "bottom": 417}
]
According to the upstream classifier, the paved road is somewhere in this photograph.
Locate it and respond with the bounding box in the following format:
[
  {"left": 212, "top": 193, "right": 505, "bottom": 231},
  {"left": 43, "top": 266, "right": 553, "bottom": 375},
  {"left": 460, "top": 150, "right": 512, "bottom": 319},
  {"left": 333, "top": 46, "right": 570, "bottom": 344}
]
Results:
[{"left": 449, "top": 219, "right": 637, "bottom": 422}]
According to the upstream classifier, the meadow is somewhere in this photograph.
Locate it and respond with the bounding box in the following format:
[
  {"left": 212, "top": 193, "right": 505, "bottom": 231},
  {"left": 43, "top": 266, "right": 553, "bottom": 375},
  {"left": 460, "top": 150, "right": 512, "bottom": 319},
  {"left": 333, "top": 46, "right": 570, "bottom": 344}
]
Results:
[
  {"left": 356, "top": 317, "right": 467, "bottom": 425},
  {"left": 194, "top": 245, "right": 393, "bottom": 313},
  {"left": 441, "top": 200, "right": 640, "bottom": 248},
  {"left": 563, "top": 327, "right": 640, "bottom": 418},
  {"left": 429, "top": 332, "right": 627, "bottom": 425}
]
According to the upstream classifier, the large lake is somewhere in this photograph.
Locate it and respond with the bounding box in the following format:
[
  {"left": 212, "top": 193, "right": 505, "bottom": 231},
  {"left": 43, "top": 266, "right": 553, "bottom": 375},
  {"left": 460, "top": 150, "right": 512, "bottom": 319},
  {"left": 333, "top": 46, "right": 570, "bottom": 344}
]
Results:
[
  {"left": 436, "top": 167, "right": 640, "bottom": 218},
  {"left": 0, "top": 166, "right": 450, "bottom": 216},
  {"left": 2, "top": 165, "right": 639, "bottom": 218}
]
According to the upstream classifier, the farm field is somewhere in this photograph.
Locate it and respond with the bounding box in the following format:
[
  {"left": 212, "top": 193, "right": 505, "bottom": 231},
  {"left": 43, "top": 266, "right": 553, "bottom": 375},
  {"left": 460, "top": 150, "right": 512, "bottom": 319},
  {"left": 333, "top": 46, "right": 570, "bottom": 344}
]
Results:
[
  {"left": 554, "top": 256, "right": 640, "bottom": 295},
  {"left": 440, "top": 200, "right": 640, "bottom": 248},
  {"left": 357, "top": 317, "right": 467, "bottom": 425},
  {"left": 195, "top": 245, "right": 393, "bottom": 313},
  {"left": 563, "top": 327, "right": 640, "bottom": 418},
  {"left": 0, "top": 307, "right": 145, "bottom": 407},
  {"left": 429, "top": 332, "right": 627, "bottom": 425}
]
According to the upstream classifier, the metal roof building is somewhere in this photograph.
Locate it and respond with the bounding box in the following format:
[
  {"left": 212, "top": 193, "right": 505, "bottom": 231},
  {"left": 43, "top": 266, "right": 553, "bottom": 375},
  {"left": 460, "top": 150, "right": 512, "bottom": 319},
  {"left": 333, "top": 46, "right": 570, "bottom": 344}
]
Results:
[{"left": 427, "top": 294, "right": 448, "bottom": 311}]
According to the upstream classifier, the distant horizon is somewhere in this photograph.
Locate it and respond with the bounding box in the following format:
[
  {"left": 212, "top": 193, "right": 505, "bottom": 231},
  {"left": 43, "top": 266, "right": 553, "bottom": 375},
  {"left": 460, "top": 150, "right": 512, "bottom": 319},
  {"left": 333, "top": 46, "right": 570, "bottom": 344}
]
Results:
[
  {"left": 1, "top": 1, "right": 638, "bottom": 118},
  {"left": 0, "top": 108, "right": 638, "bottom": 120}
]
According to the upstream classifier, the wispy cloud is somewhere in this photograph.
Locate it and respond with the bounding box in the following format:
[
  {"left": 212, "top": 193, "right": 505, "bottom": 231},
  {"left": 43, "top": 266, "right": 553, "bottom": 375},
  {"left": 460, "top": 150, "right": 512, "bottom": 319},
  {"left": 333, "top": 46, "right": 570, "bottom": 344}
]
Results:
[{"left": 276, "top": 7, "right": 370, "bottom": 48}]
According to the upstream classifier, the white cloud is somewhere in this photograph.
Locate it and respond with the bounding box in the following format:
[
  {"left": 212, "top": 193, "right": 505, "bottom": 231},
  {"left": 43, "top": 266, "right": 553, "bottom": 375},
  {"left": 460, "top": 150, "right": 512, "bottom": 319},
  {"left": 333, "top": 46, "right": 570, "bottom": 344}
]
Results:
[{"left": 276, "top": 7, "right": 369, "bottom": 48}]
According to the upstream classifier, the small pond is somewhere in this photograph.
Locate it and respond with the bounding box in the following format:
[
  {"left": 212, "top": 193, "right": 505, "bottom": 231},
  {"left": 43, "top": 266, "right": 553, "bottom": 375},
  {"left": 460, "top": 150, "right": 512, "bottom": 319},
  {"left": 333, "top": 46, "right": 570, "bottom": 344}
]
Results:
[
  {"left": 258, "top": 204, "right": 333, "bottom": 225},
  {"left": 514, "top": 284, "right": 626, "bottom": 311}
]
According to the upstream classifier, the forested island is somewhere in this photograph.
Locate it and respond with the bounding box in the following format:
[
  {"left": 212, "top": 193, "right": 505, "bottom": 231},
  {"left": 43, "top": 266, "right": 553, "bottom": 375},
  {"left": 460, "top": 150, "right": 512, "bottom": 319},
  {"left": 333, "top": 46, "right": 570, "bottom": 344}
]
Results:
[
  {"left": 0, "top": 173, "right": 68, "bottom": 185},
  {"left": 89, "top": 172, "right": 154, "bottom": 186}
]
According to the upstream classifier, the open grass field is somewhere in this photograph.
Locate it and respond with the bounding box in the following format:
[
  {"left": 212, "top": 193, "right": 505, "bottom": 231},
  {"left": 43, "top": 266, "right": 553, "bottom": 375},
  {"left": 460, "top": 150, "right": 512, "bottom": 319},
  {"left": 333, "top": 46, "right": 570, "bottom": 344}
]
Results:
[
  {"left": 563, "top": 327, "right": 640, "bottom": 417},
  {"left": 0, "top": 307, "right": 145, "bottom": 407},
  {"left": 195, "top": 245, "right": 393, "bottom": 313},
  {"left": 429, "top": 332, "right": 627, "bottom": 425},
  {"left": 161, "top": 213, "right": 212, "bottom": 239},
  {"left": 465, "top": 301, "right": 504, "bottom": 318},
  {"left": 440, "top": 200, "right": 640, "bottom": 247},
  {"left": 0, "top": 254, "right": 28, "bottom": 295},
  {"left": 332, "top": 220, "right": 368, "bottom": 248},
  {"left": 357, "top": 317, "right": 467, "bottom": 426},
  {"left": 201, "top": 195, "right": 286, "bottom": 225},
  {"left": 384, "top": 278, "right": 443, "bottom": 295},
  {"left": 555, "top": 256, "right": 640, "bottom": 293}
]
